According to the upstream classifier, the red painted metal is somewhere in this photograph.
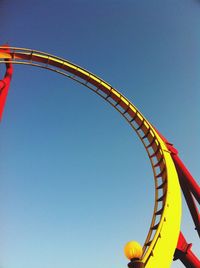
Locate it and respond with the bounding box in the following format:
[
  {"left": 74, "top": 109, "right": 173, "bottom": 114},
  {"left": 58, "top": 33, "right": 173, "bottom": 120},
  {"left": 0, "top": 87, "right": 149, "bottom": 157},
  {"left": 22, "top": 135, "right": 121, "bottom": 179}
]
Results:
[
  {"left": 168, "top": 146, "right": 200, "bottom": 204},
  {"left": 174, "top": 232, "right": 200, "bottom": 268},
  {"left": 175, "top": 161, "right": 200, "bottom": 237},
  {"left": 0, "top": 45, "right": 13, "bottom": 121}
]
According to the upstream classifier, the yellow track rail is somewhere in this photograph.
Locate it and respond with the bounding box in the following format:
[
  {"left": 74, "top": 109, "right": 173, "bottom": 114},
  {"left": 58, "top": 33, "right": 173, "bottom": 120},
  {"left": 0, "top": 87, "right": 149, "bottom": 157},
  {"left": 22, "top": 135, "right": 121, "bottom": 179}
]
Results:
[{"left": 0, "top": 47, "right": 182, "bottom": 268}]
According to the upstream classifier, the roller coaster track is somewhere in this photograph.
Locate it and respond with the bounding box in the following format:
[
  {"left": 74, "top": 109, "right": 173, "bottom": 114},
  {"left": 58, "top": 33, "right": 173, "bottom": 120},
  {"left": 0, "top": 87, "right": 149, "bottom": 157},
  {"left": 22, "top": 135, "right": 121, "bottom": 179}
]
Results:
[{"left": 0, "top": 46, "right": 182, "bottom": 268}]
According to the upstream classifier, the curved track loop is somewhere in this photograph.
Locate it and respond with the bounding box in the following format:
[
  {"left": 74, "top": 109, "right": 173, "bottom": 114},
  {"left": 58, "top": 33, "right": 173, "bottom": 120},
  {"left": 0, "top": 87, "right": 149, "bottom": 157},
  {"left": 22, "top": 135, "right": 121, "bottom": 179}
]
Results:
[{"left": 0, "top": 47, "right": 182, "bottom": 268}]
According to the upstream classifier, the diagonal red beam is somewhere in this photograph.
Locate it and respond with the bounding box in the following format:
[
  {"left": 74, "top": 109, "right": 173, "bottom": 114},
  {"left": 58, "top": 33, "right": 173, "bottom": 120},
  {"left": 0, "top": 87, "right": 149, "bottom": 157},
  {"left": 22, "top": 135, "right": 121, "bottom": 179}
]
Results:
[
  {"left": 0, "top": 45, "right": 13, "bottom": 121},
  {"left": 172, "top": 155, "right": 200, "bottom": 237},
  {"left": 171, "top": 153, "right": 200, "bottom": 204},
  {"left": 152, "top": 127, "right": 200, "bottom": 203}
]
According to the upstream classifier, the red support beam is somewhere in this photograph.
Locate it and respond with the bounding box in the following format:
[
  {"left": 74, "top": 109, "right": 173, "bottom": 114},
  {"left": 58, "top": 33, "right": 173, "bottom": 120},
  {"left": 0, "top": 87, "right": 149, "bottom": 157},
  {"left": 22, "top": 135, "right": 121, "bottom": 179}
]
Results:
[
  {"left": 170, "top": 153, "right": 200, "bottom": 204},
  {"left": 164, "top": 142, "right": 200, "bottom": 237},
  {"left": 173, "top": 158, "right": 200, "bottom": 238},
  {"left": 0, "top": 45, "right": 13, "bottom": 121},
  {"left": 174, "top": 232, "right": 200, "bottom": 268}
]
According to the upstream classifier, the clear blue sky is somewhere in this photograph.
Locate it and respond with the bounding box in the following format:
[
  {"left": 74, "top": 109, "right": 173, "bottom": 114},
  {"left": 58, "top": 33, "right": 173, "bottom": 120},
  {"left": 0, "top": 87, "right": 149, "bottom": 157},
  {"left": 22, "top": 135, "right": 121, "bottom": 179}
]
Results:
[{"left": 0, "top": 1, "right": 199, "bottom": 268}]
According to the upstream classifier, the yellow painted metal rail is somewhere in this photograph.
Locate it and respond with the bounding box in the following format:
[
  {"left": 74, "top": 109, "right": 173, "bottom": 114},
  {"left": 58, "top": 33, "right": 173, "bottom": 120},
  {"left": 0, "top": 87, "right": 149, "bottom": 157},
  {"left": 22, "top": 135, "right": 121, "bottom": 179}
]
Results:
[{"left": 0, "top": 47, "right": 182, "bottom": 268}]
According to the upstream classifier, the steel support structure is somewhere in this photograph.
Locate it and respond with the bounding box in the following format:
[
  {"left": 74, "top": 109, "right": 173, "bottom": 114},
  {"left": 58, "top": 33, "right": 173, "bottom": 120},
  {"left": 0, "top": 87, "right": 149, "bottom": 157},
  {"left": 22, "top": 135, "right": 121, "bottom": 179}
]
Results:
[{"left": 0, "top": 45, "right": 13, "bottom": 120}]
